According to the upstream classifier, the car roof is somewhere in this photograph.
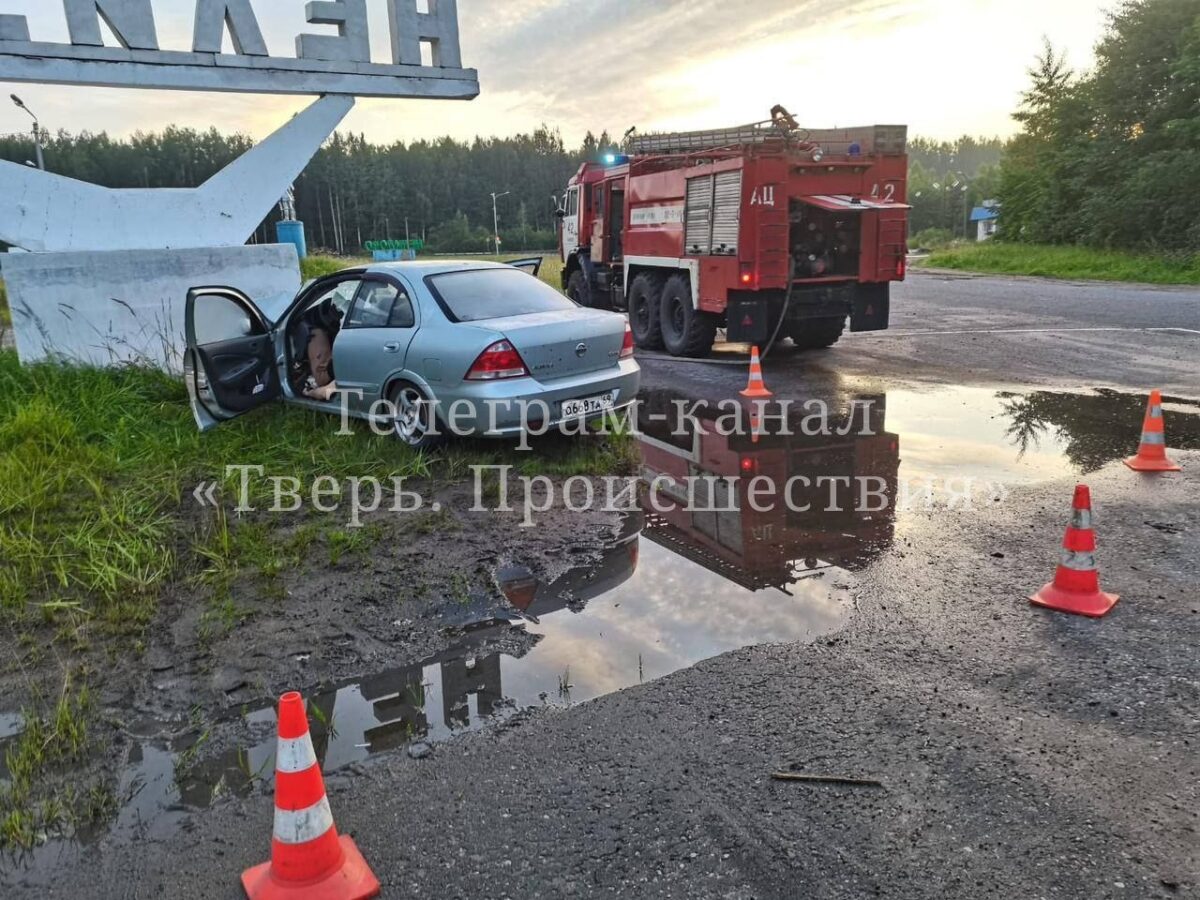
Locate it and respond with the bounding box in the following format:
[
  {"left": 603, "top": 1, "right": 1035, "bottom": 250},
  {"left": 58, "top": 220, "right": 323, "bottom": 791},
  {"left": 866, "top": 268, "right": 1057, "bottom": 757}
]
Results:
[{"left": 363, "top": 259, "right": 513, "bottom": 278}]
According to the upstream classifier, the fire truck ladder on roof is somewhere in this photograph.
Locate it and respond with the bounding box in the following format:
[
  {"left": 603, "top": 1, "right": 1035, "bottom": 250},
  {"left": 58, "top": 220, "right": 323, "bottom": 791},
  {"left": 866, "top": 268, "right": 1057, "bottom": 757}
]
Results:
[
  {"left": 627, "top": 120, "right": 908, "bottom": 158},
  {"left": 627, "top": 120, "right": 800, "bottom": 155}
]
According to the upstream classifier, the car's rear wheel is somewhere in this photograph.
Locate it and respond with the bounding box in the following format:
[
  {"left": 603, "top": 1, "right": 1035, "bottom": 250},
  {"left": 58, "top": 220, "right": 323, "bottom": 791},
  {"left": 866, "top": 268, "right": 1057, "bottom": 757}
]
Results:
[
  {"left": 389, "top": 382, "right": 444, "bottom": 450},
  {"left": 787, "top": 316, "right": 846, "bottom": 350},
  {"left": 659, "top": 274, "right": 717, "bottom": 358},
  {"left": 627, "top": 272, "right": 665, "bottom": 350}
]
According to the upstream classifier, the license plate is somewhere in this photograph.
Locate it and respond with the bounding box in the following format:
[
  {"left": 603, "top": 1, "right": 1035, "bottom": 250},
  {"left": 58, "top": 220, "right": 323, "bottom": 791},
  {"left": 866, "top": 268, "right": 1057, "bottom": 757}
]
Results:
[{"left": 561, "top": 392, "right": 615, "bottom": 419}]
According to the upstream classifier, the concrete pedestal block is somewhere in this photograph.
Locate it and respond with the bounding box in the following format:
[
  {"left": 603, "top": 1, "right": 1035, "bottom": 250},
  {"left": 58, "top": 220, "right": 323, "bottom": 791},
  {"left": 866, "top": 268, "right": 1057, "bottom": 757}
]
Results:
[{"left": 0, "top": 244, "right": 300, "bottom": 371}]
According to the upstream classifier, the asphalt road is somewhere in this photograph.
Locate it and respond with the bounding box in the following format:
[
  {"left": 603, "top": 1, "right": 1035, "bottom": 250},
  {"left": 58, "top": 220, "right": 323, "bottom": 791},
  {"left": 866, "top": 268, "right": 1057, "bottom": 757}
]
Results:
[
  {"left": 803, "top": 270, "right": 1198, "bottom": 394},
  {"left": 17, "top": 272, "right": 1200, "bottom": 898}
]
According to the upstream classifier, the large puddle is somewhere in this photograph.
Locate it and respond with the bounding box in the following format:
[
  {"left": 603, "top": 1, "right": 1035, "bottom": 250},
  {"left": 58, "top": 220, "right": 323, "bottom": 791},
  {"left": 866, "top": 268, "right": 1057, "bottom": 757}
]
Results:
[{"left": 4, "top": 383, "right": 1199, "bottom": 873}]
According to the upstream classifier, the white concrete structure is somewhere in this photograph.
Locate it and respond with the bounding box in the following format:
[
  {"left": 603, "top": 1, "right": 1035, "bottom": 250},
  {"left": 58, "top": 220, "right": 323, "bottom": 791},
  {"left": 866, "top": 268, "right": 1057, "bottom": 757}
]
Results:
[
  {"left": 0, "top": 95, "right": 354, "bottom": 253},
  {"left": 0, "top": 245, "right": 300, "bottom": 369},
  {"left": 0, "top": 0, "right": 477, "bottom": 371},
  {"left": 0, "top": 0, "right": 478, "bottom": 97}
]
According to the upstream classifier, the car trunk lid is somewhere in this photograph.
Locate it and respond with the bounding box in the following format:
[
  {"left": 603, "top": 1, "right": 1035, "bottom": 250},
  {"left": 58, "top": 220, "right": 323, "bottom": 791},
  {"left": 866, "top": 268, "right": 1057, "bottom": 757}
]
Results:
[{"left": 492, "top": 311, "right": 624, "bottom": 380}]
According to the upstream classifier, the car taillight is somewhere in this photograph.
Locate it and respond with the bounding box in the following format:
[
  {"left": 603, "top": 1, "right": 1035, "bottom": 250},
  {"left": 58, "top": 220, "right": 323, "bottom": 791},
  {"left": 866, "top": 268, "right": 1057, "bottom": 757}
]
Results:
[
  {"left": 466, "top": 340, "right": 529, "bottom": 380},
  {"left": 620, "top": 322, "right": 634, "bottom": 358}
]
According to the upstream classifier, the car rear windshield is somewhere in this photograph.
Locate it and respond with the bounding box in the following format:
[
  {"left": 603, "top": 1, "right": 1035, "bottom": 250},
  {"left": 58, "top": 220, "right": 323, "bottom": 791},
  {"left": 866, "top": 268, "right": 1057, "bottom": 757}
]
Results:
[{"left": 428, "top": 267, "right": 575, "bottom": 322}]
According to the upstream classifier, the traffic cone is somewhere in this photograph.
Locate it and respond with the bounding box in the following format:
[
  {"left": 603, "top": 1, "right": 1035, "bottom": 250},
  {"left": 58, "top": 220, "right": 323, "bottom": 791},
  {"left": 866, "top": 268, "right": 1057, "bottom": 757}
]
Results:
[
  {"left": 1030, "top": 485, "right": 1119, "bottom": 618},
  {"left": 739, "top": 346, "right": 773, "bottom": 399},
  {"left": 241, "top": 692, "right": 380, "bottom": 900},
  {"left": 1124, "top": 390, "right": 1181, "bottom": 472}
]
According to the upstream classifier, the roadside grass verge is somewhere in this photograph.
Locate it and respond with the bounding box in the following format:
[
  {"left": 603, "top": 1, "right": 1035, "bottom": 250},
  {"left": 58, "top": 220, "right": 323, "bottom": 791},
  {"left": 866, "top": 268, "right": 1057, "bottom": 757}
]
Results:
[
  {"left": 921, "top": 243, "right": 1200, "bottom": 285},
  {"left": 301, "top": 253, "right": 564, "bottom": 291},
  {"left": 0, "top": 348, "right": 633, "bottom": 629}
]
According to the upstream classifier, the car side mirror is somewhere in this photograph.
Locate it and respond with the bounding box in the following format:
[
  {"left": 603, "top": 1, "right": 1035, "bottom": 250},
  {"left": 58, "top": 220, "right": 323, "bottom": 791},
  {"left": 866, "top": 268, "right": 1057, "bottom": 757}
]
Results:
[{"left": 554, "top": 208, "right": 566, "bottom": 219}]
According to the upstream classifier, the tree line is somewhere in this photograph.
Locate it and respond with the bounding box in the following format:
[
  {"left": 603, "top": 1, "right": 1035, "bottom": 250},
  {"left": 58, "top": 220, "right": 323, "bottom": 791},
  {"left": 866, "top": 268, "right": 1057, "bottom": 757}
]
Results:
[
  {"left": 0, "top": 122, "right": 1000, "bottom": 254},
  {"left": 0, "top": 125, "right": 622, "bottom": 255},
  {"left": 999, "top": 0, "right": 1199, "bottom": 253},
  {"left": 22, "top": 0, "right": 1198, "bottom": 263}
]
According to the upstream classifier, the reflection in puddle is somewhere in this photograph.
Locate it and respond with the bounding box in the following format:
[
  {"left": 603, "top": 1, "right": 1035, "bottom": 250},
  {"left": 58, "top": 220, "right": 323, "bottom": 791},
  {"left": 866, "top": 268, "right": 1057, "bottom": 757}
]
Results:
[
  {"left": 116, "top": 508, "right": 857, "bottom": 838},
  {"left": 889, "top": 386, "right": 1200, "bottom": 480},
  {"left": 10, "top": 383, "right": 1199, "bottom": 866}
]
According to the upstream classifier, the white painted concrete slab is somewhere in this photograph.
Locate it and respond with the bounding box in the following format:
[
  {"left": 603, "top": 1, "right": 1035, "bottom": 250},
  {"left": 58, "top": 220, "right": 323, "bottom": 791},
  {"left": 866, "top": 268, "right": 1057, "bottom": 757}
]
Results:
[{"left": 0, "top": 244, "right": 299, "bottom": 370}]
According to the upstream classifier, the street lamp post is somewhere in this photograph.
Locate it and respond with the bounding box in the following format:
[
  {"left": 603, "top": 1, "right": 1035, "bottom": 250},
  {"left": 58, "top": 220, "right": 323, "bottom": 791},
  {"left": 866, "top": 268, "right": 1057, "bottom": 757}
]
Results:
[
  {"left": 10, "top": 94, "right": 44, "bottom": 171},
  {"left": 490, "top": 190, "right": 510, "bottom": 257},
  {"left": 953, "top": 171, "right": 972, "bottom": 241}
]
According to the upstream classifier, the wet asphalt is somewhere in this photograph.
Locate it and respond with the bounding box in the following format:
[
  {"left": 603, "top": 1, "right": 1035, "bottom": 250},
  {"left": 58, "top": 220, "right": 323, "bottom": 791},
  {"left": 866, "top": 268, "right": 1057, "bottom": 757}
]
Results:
[{"left": 14, "top": 271, "right": 1200, "bottom": 898}]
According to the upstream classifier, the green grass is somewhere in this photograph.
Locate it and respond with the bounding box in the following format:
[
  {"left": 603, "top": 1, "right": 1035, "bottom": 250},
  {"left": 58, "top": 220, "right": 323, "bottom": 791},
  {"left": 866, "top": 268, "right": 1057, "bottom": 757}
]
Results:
[
  {"left": 0, "top": 345, "right": 633, "bottom": 629},
  {"left": 922, "top": 242, "right": 1200, "bottom": 285},
  {"left": 300, "top": 255, "right": 368, "bottom": 281},
  {"left": 0, "top": 250, "right": 598, "bottom": 630},
  {"left": 0, "top": 674, "right": 113, "bottom": 849},
  {"left": 301, "top": 253, "right": 565, "bottom": 291}
]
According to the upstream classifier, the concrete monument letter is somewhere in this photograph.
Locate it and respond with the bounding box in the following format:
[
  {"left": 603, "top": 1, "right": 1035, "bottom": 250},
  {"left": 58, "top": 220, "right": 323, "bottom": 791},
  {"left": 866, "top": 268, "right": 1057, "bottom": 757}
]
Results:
[
  {"left": 297, "top": 0, "right": 371, "bottom": 63},
  {"left": 389, "top": 0, "right": 462, "bottom": 68},
  {"left": 64, "top": 0, "right": 160, "bottom": 50},
  {"left": 192, "top": 0, "right": 269, "bottom": 56}
]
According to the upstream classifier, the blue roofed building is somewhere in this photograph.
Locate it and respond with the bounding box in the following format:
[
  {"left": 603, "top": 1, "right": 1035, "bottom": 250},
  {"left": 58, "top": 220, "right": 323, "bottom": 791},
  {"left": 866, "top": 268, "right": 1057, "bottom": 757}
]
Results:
[{"left": 970, "top": 202, "right": 1001, "bottom": 241}]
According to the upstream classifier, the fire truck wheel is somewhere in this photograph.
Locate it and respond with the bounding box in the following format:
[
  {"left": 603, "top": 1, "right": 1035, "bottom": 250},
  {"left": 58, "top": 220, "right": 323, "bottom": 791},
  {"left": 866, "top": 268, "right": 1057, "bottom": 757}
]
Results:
[
  {"left": 787, "top": 316, "right": 846, "bottom": 350},
  {"left": 659, "top": 273, "right": 717, "bottom": 358},
  {"left": 627, "top": 273, "right": 665, "bottom": 350},
  {"left": 566, "top": 269, "right": 603, "bottom": 309}
]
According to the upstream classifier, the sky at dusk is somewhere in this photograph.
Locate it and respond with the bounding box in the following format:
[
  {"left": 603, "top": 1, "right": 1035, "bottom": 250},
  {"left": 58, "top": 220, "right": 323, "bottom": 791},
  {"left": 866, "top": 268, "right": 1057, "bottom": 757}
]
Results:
[{"left": 0, "top": 0, "right": 1115, "bottom": 146}]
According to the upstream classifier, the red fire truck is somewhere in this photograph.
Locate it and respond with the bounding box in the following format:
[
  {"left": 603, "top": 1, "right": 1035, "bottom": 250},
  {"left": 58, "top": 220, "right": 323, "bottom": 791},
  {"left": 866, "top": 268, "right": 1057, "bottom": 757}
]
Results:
[{"left": 557, "top": 107, "right": 910, "bottom": 357}]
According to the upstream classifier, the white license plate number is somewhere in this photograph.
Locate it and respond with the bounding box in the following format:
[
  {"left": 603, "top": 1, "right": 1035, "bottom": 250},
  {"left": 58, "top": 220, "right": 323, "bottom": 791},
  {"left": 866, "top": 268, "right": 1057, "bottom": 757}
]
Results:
[{"left": 561, "top": 392, "right": 615, "bottom": 419}]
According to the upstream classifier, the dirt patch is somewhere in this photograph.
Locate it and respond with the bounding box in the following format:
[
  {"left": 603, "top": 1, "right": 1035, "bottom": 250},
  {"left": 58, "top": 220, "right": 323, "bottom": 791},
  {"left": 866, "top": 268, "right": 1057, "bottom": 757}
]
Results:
[{"left": 0, "top": 473, "right": 625, "bottom": 853}]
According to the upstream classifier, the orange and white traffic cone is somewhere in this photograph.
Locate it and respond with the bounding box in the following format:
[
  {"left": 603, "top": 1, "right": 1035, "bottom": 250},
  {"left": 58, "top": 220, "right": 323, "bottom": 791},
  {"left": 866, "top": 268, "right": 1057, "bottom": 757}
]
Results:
[
  {"left": 739, "top": 346, "right": 773, "bottom": 399},
  {"left": 241, "top": 692, "right": 380, "bottom": 900},
  {"left": 1124, "top": 389, "right": 1181, "bottom": 472},
  {"left": 1030, "top": 485, "right": 1119, "bottom": 618}
]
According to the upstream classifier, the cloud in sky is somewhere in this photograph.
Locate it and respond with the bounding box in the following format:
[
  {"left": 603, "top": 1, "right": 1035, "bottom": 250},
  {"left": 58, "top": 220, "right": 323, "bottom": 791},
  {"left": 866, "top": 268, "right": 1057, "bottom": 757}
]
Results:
[{"left": 0, "top": 0, "right": 1113, "bottom": 146}]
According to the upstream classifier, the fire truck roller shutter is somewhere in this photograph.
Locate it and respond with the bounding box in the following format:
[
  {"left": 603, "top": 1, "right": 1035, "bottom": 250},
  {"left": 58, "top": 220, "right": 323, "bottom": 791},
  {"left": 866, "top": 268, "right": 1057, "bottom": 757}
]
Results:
[
  {"left": 685, "top": 172, "right": 743, "bottom": 256},
  {"left": 711, "top": 171, "right": 742, "bottom": 255},
  {"left": 685, "top": 177, "right": 713, "bottom": 255}
]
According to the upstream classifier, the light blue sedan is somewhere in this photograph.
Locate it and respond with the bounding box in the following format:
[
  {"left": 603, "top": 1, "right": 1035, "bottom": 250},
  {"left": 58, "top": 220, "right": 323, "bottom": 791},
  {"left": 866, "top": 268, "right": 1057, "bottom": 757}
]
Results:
[{"left": 184, "top": 259, "right": 640, "bottom": 447}]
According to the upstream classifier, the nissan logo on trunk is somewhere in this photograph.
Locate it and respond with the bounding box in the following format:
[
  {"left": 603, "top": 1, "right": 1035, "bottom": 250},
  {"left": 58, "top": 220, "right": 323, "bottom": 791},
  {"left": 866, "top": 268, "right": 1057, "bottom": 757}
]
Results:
[{"left": 575, "top": 342, "right": 588, "bottom": 357}]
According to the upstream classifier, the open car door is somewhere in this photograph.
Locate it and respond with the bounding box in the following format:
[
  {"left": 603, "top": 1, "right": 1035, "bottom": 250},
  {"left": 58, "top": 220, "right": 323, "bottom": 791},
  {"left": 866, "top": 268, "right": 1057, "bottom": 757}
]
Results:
[
  {"left": 184, "top": 286, "right": 282, "bottom": 431},
  {"left": 505, "top": 257, "right": 543, "bottom": 277}
]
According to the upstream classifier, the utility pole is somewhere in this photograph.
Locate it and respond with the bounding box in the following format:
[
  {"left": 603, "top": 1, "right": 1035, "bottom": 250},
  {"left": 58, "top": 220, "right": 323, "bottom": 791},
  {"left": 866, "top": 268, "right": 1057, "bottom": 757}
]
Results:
[
  {"left": 490, "top": 190, "right": 510, "bottom": 257},
  {"left": 10, "top": 94, "right": 44, "bottom": 171}
]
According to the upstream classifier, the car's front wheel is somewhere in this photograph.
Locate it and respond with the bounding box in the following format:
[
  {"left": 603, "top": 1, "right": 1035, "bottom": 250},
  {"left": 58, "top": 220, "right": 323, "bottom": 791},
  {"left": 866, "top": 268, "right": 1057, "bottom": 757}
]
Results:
[{"left": 389, "top": 382, "right": 444, "bottom": 450}]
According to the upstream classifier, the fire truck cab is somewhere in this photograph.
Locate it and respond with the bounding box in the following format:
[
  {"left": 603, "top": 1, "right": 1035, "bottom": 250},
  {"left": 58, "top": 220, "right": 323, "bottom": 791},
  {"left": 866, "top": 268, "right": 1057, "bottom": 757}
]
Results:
[{"left": 557, "top": 109, "right": 910, "bottom": 358}]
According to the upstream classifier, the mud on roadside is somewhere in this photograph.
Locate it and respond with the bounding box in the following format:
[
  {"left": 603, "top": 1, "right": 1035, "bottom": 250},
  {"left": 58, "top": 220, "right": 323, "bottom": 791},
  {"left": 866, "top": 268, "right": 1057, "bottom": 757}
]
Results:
[{"left": 0, "top": 472, "right": 626, "bottom": 853}]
